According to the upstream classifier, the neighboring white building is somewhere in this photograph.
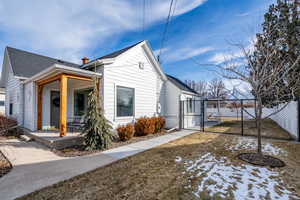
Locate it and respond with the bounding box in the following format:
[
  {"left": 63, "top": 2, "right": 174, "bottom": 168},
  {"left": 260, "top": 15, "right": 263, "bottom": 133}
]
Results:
[
  {"left": 0, "top": 88, "right": 5, "bottom": 114},
  {"left": 164, "top": 75, "right": 200, "bottom": 129},
  {"left": 0, "top": 40, "right": 198, "bottom": 136}
]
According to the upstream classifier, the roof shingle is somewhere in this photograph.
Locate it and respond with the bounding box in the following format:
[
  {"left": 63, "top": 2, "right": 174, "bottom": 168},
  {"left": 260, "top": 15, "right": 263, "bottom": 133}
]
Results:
[
  {"left": 167, "top": 74, "right": 198, "bottom": 95},
  {"left": 6, "top": 47, "right": 80, "bottom": 78}
]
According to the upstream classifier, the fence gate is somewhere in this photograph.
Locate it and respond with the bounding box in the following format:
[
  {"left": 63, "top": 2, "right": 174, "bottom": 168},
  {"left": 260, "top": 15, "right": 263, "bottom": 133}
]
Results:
[{"left": 180, "top": 99, "right": 257, "bottom": 136}]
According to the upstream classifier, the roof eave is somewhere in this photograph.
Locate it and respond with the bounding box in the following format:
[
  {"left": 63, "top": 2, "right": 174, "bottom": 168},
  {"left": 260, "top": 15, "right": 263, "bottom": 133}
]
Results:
[
  {"left": 23, "top": 64, "right": 102, "bottom": 84},
  {"left": 81, "top": 58, "right": 115, "bottom": 69},
  {"left": 142, "top": 41, "right": 167, "bottom": 81},
  {"left": 181, "top": 90, "right": 199, "bottom": 96}
]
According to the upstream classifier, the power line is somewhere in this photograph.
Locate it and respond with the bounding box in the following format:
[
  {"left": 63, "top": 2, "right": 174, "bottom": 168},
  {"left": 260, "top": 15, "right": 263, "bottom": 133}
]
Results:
[
  {"left": 142, "top": 0, "right": 146, "bottom": 37},
  {"left": 158, "top": 0, "right": 176, "bottom": 63}
]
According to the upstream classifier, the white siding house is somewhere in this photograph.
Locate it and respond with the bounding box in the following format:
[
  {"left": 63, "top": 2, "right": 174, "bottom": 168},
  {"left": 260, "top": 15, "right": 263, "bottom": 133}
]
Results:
[
  {"left": 164, "top": 75, "right": 199, "bottom": 128},
  {"left": 0, "top": 40, "right": 195, "bottom": 136},
  {"left": 99, "top": 43, "right": 166, "bottom": 127}
]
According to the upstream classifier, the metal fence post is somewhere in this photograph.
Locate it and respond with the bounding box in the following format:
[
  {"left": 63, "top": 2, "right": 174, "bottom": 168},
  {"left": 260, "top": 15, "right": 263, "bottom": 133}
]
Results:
[
  {"left": 202, "top": 100, "right": 205, "bottom": 132},
  {"left": 179, "top": 100, "right": 182, "bottom": 130},
  {"left": 181, "top": 100, "right": 185, "bottom": 129},
  {"left": 241, "top": 99, "right": 244, "bottom": 136},
  {"left": 298, "top": 98, "right": 300, "bottom": 142}
]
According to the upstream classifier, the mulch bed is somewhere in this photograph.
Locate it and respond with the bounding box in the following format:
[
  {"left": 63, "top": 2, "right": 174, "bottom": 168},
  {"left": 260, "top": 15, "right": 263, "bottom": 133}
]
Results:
[
  {"left": 238, "top": 152, "right": 285, "bottom": 168},
  {"left": 53, "top": 130, "right": 176, "bottom": 157},
  {"left": 0, "top": 151, "right": 12, "bottom": 178}
]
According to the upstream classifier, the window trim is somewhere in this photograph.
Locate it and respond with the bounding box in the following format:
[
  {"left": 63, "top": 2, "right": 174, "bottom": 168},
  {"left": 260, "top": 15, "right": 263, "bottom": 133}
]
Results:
[{"left": 115, "top": 85, "right": 135, "bottom": 119}]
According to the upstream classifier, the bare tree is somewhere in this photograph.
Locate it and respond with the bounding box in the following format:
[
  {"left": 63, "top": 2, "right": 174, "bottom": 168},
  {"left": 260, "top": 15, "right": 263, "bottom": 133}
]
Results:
[
  {"left": 192, "top": 0, "right": 300, "bottom": 164},
  {"left": 205, "top": 36, "right": 300, "bottom": 159},
  {"left": 196, "top": 80, "right": 208, "bottom": 97},
  {"left": 185, "top": 80, "right": 208, "bottom": 97},
  {"left": 207, "top": 78, "right": 228, "bottom": 99}
]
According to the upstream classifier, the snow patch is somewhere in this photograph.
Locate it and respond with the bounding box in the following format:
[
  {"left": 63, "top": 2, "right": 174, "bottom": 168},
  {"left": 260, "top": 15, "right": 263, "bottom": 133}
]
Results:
[
  {"left": 179, "top": 153, "right": 298, "bottom": 199},
  {"left": 175, "top": 156, "right": 182, "bottom": 163},
  {"left": 228, "top": 137, "right": 287, "bottom": 156}
]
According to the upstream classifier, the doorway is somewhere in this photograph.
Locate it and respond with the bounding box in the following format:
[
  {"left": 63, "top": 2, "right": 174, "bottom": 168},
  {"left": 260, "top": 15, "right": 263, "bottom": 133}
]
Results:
[{"left": 50, "top": 91, "right": 60, "bottom": 129}]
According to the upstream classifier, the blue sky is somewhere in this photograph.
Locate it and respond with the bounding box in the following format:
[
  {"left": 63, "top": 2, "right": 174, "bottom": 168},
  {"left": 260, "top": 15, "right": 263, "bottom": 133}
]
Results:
[{"left": 0, "top": 0, "right": 274, "bottom": 82}]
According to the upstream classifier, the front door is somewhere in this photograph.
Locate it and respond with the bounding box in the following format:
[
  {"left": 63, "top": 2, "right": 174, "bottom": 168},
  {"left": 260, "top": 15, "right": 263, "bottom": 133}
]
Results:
[{"left": 50, "top": 91, "right": 60, "bottom": 129}]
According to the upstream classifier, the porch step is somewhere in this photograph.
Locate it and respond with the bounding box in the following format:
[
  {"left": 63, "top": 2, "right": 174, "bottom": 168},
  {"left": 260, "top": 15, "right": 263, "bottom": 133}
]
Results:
[{"left": 22, "top": 128, "right": 84, "bottom": 149}]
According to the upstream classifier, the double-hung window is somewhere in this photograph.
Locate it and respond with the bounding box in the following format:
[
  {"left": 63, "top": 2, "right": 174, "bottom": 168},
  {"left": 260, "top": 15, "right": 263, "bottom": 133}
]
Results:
[{"left": 116, "top": 86, "right": 134, "bottom": 117}]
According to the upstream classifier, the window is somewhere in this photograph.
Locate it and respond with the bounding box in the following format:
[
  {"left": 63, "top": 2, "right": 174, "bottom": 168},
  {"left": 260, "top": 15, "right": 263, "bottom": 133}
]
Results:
[
  {"left": 117, "top": 86, "right": 134, "bottom": 117},
  {"left": 9, "top": 103, "right": 13, "bottom": 115},
  {"left": 74, "top": 89, "right": 92, "bottom": 116},
  {"left": 186, "top": 98, "right": 195, "bottom": 113},
  {"left": 0, "top": 101, "right": 4, "bottom": 106}
]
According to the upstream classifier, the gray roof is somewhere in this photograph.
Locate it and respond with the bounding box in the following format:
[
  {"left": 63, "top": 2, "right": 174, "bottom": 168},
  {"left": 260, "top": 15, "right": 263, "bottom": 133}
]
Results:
[
  {"left": 82, "top": 41, "right": 144, "bottom": 68},
  {"left": 6, "top": 47, "right": 80, "bottom": 78},
  {"left": 167, "top": 75, "right": 198, "bottom": 95}
]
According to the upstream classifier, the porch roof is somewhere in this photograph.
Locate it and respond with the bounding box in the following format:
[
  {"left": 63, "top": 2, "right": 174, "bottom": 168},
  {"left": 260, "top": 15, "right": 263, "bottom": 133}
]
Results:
[{"left": 23, "top": 64, "right": 102, "bottom": 84}]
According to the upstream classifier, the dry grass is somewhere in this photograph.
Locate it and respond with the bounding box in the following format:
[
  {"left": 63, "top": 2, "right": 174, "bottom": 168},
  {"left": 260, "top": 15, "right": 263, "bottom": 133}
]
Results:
[
  {"left": 18, "top": 132, "right": 300, "bottom": 200},
  {"left": 206, "top": 118, "right": 292, "bottom": 140}
]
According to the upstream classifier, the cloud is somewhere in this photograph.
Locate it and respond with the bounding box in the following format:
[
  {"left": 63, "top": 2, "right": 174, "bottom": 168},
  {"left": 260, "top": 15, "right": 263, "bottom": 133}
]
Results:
[
  {"left": 208, "top": 34, "right": 257, "bottom": 65},
  {"left": 150, "top": 0, "right": 208, "bottom": 21},
  {"left": 236, "top": 12, "right": 250, "bottom": 17},
  {"left": 161, "top": 46, "right": 213, "bottom": 63},
  {"left": 0, "top": 0, "right": 208, "bottom": 63},
  {"left": 209, "top": 51, "right": 244, "bottom": 64},
  {"left": 153, "top": 48, "right": 168, "bottom": 57},
  {"left": 223, "top": 79, "right": 252, "bottom": 98}
]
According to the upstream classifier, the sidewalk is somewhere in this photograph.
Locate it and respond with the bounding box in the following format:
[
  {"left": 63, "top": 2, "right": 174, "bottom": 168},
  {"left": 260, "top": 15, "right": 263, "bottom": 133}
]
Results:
[{"left": 0, "top": 130, "right": 196, "bottom": 200}]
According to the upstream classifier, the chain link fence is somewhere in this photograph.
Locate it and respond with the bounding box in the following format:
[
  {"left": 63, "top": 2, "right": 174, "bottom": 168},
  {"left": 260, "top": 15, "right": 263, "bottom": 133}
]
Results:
[{"left": 180, "top": 99, "right": 300, "bottom": 141}]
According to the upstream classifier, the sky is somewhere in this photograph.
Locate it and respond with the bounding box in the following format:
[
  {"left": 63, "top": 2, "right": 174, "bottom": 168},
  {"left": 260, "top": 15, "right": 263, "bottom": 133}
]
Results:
[{"left": 0, "top": 0, "right": 275, "bottom": 84}]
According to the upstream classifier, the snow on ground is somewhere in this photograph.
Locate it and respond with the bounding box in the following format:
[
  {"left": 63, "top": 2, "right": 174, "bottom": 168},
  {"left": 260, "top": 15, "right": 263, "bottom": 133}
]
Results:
[
  {"left": 227, "top": 137, "right": 287, "bottom": 156},
  {"left": 175, "top": 153, "right": 298, "bottom": 199}
]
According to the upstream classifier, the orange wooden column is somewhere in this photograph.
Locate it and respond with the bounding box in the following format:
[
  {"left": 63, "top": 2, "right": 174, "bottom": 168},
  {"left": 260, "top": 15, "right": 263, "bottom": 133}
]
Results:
[
  {"left": 59, "top": 75, "right": 68, "bottom": 137},
  {"left": 37, "top": 85, "right": 43, "bottom": 130}
]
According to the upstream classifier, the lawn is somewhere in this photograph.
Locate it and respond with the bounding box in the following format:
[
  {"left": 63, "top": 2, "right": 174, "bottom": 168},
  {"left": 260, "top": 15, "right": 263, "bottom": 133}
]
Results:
[
  {"left": 19, "top": 132, "right": 300, "bottom": 200},
  {"left": 205, "top": 118, "right": 292, "bottom": 140}
]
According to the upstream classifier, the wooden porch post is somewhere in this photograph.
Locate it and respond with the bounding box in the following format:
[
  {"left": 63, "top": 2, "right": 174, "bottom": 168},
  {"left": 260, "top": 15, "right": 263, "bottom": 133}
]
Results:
[
  {"left": 60, "top": 75, "right": 68, "bottom": 137},
  {"left": 37, "top": 85, "right": 43, "bottom": 130}
]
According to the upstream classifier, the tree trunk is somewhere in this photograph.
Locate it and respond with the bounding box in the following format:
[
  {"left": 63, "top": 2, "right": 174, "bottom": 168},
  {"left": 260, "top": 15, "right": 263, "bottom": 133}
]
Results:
[{"left": 256, "top": 99, "right": 263, "bottom": 155}]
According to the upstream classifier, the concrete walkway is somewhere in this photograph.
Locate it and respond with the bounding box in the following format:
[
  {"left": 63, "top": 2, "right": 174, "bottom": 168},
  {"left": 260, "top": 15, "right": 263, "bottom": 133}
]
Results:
[{"left": 0, "top": 130, "right": 196, "bottom": 200}]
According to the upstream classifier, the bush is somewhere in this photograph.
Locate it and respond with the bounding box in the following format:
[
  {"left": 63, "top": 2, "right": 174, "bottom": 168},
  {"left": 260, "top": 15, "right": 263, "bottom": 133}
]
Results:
[
  {"left": 153, "top": 116, "right": 166, "bottom": 133},
  {"left": 134, "top": 117, "right": 155, "bottom": 136},
  {"left": 0, "top": 115, "right": 18, "bottom": 136},
  {"left": 117, "top": 123, "right": 135, "bottom": 141}
]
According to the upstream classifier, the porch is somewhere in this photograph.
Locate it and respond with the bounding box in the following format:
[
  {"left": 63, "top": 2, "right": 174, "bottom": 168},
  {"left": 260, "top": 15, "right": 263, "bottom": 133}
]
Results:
[{"left": 33, "top": 64, "right": 102, "bottom": 137}]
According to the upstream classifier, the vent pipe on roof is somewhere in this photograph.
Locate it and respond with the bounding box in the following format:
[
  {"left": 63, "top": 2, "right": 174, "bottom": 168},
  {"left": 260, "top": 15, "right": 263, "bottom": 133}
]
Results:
[{"left": 81, "top": 57, "right": 89, "bottom": 65}]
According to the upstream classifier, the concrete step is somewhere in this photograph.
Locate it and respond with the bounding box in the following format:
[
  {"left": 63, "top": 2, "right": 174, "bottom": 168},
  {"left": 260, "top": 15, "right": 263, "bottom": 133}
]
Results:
[{"left": 19, "top": 134, "right": 32, "bottom": 142}]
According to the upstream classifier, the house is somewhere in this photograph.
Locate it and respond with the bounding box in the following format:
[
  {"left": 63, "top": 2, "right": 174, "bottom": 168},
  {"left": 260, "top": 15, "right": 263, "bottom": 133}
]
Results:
[
  {"left": 164, "top": 75, "right": 201, "bottom": 129},
  {"left": 0, "top": 88, "right": 5, "bottom": 114},
  {"left": 0, "top": 40, "right": 198, "bottom": 136}
]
